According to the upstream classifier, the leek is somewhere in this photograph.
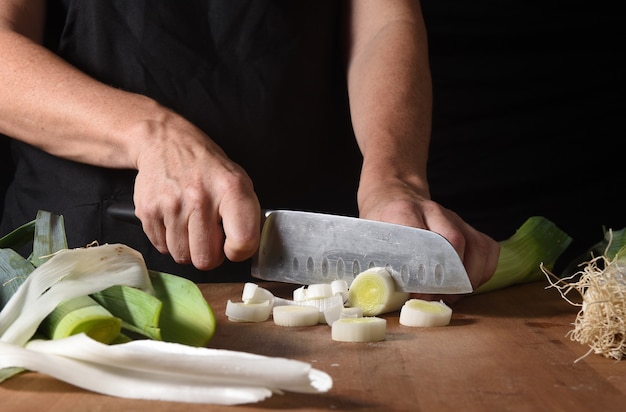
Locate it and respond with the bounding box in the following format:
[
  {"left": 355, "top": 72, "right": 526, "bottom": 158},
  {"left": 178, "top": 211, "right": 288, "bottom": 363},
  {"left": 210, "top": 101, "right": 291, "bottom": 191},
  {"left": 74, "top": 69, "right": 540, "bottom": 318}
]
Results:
[
  {"left": 0, "top": 243, "right": 153, "bottom": 346},
  {"left": 31, "top": 210, "right": 67, "bottom": 267},
  {"left": 399, "top": 299, "right": 452, "bottom": 327},
  {"left": 272, "top": 305, "right": 320, "bottom": 327},
  {"left": 39, "top": 295, "right": 122, "bottom": 343},
  {"left": 0, "top": 249, "right": 34, "bottom": 308},
  {"left": 148, "top": 270, "right": 216, "bottom": 347},
  {"left": 543, "top": 234, "right": 626, "bottom": 361},
  {"left": 473, "top": 216, "right": 572, "bottom": 294},
  {"left": 0, "top": 211, "right": 123, "bottom": 344},
  {"left": 91, "top": 285, "right": 163, "bottom": 340},
  {"left": 347, "top": 267, "right": 410, "bottom": 316},
  {"left": 91, "top": 272, "right": 216, "bottom": 347},
  {"left": 0, "top": 219, "right": 35, "bottom": 251},
  {"left": 331, "top": 317, "right": 386, "bottom": 342},
  {"left": 0, "top": 333, "right": 332, "bottom": 405}
]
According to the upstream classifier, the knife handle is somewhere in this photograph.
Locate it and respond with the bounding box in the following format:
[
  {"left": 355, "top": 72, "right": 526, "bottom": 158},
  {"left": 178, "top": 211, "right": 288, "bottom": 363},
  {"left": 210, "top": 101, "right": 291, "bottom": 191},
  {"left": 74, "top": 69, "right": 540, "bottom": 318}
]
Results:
[
  {"left": 108, "top": 201, "right": 271, "bottom": 227},
  {"left": 107, "top": 200, "right": 140, "bottom": 224}
]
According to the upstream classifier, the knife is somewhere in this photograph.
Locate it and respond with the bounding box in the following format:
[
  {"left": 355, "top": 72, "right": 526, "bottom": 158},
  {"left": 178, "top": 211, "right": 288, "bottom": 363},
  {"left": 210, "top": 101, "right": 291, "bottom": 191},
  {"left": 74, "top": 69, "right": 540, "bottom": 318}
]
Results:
[{"left": 107, "top": 202, "right": 472, "bottom": 294}]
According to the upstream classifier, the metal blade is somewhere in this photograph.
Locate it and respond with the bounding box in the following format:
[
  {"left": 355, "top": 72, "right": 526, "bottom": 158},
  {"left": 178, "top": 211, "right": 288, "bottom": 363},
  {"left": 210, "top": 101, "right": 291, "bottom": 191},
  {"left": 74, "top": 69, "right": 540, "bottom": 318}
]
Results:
[{"left": 251, "top": 210, "right": 472, "bottom": 294}]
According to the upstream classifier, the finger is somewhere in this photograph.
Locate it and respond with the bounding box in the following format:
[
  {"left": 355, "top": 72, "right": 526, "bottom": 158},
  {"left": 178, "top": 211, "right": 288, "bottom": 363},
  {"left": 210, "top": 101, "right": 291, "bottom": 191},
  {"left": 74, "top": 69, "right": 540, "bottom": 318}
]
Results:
[
  {"left": 187, "top": 207, "right": 225, "bottom": 270},
  {"left": 142, "top": 218, "right": 169, "bottom": 254},
  {"left": 163, "top": 206, "right": 192, "bottom": 265},
  {"left": 220, "top": 194, "right": 261, "bottom": 262},
  {"left": 467, "top": 232, "right": 500, "bottom": 288},
  {"left": 134, "top": 197, "right": 169, "bottom": 254}
]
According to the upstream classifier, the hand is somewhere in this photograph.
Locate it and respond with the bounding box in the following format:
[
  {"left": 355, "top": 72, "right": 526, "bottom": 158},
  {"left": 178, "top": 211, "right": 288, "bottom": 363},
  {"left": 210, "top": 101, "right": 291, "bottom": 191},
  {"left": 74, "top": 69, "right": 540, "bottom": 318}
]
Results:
[
  {"left": 358, "top": 183, "right": 500, "bottom": 303},
  {"left": 131, "top": 113, "right": 261, "bottom": 271}
]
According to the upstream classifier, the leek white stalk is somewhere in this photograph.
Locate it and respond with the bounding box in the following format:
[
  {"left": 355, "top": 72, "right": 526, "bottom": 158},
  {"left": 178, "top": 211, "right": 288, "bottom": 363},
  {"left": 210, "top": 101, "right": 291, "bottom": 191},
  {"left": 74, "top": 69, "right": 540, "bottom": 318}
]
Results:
[
  {"left": 399, "top": 299, "right": 452, "bottom": 327},
  {"left": 0, "top": 333, "right": 332, "bottom": 405},
  {"left": 0, "top": 243, "right": 152, "bottom": 346},
  {"left": 331, "top": 317, "right": 386, "bottom": 342}
]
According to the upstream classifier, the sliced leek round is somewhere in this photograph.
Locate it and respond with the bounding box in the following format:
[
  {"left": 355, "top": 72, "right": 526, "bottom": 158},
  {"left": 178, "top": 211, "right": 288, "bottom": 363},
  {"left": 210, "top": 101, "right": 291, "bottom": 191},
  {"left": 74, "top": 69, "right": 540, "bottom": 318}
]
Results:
[
  {"left": 399, "top": 299, "right": 452, "bottom": 327},
  {"left": 347, "top": 267, "right": 409, "bottom": 316},
  {"left": 305, "top": 283, "right": 333, "bottom": 300},
  {"left": 331, "top": 317, "right": 386, "bottom": 342},
  {"left": 272, "top": 305, "right": 319, "bottom": 327},
  {"left": 225, "top": 300, "right": 272, "bottom": 323},
  {"left": 330, "top": 279, "right": 349, "bottom": 303},
  {"left": 241, "top": 283, "right": 275, "bottom": 305}
]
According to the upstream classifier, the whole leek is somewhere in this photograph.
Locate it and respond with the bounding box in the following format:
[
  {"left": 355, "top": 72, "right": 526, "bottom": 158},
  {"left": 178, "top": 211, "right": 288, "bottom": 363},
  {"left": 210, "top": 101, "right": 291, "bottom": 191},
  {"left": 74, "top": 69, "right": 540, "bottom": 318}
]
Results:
[{"left": 473, "top": 216, "right": 572, "bottom": 294}]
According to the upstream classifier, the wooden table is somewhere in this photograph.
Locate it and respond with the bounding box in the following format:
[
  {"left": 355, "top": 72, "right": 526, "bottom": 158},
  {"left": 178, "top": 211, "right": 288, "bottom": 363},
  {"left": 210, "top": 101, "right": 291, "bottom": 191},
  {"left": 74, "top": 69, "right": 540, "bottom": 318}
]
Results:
[{"left": 1, "top": 280, "right": 625, "bottom": 411}]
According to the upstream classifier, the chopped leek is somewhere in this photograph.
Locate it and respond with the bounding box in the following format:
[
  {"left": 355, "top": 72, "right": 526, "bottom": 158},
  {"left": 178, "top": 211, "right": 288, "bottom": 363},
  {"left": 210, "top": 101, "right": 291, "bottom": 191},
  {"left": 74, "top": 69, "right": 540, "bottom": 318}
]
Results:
[
  {"left": 347, "top": 267, "right": 410, "bottom": 316},
  {"left": 226, "top": 300, "right": 272, "bottom": 322},
  {"left": 273, "top": 305, "right": 320, "bottom": 327},
  {"left": 399, "top": 299, "right": 452, "bottom": 327},
  {"left": 331, "top": 317, "right": 386, "bottom": 342}
]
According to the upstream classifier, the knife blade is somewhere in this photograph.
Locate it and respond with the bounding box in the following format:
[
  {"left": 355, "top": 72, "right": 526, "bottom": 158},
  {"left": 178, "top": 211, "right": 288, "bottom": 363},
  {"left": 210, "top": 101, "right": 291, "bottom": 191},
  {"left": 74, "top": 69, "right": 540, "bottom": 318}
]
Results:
[
  {"left": 251, "top": 210, "right": 472, "bottom": 294},
  {"left": 107, "top": 202, "right": 472, "bottom": 294}
]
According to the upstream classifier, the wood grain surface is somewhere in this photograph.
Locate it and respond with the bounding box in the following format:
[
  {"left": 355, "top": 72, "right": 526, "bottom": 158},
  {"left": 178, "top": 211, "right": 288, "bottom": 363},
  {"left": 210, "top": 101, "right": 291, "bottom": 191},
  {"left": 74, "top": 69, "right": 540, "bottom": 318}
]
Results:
[{"left": 1, "top": 280, "right": 624, "bottom": 411}]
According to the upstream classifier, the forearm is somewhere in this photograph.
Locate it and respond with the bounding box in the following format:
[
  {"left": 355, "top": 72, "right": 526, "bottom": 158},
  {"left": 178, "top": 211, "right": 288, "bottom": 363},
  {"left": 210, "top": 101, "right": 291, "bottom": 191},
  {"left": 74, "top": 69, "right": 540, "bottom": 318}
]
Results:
[
  {"left": 344, "top": 0, "right": 432, "bottom": 202},
  {"left": 0, "top": 25, "right": 170, "bottom": 170}
]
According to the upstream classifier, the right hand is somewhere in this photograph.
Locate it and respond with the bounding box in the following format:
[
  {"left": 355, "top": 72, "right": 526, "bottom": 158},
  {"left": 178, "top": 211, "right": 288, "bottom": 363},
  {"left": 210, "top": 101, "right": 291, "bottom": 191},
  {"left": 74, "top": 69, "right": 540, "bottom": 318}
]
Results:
[{"left": 130, "top": 112, "right": 261, "bottom": 271}]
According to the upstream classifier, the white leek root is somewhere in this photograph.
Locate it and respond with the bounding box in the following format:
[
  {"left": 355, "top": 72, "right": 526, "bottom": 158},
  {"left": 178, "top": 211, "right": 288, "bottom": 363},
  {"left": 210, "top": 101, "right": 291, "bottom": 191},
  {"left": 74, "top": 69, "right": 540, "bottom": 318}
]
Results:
[
  {"left": 347, "top": 267, "right": 409, "bottom": 316},
  {"left": 542, "top": 241, "right": 626, "bottom": 361},
  {"left": 0, "top": 333, "right": 332, "bottom": 405},
  {"left": 331, "top": 317, "right": 386, "bottom": 342},
  {"left": 399, "top": 299, "right": 452, "bottom": 327}
]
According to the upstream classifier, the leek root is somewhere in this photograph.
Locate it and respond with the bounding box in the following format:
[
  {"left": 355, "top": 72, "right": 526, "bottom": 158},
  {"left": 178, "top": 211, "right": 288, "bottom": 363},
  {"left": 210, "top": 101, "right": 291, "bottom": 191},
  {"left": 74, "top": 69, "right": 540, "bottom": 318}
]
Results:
[{"left": 543, "top": 234, "right": 626, "bottom": 361}]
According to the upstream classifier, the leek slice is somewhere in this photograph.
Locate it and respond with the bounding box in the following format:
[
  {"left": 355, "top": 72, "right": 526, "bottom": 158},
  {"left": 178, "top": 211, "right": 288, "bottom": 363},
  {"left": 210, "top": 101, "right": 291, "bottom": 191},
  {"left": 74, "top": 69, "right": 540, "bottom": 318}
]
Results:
[
  {"left": 0, "top": 333, "right": 332, "bottom": 405},
  {"left": 226, "top": 300, "right": 272, "bottom": 322},
  {"left": 273, "top": 305, "right": 320, "bottom": 327},
  {"left": 347, "top": 267, "right": 410, "bottom": 316},
  {"left": 331, "top": 317, "right": 386, "bottom": 342},
  {"left": 399, "top": 299, "right": 452, "bottom": 327}
]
